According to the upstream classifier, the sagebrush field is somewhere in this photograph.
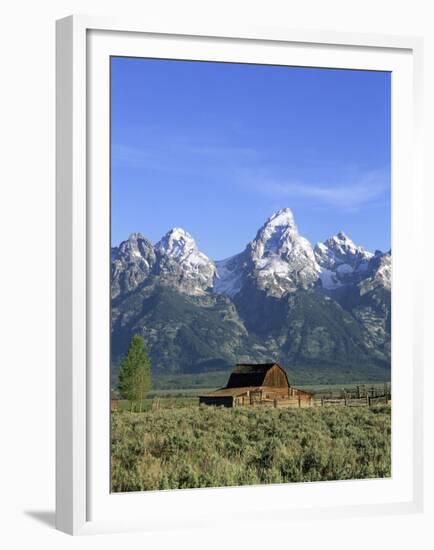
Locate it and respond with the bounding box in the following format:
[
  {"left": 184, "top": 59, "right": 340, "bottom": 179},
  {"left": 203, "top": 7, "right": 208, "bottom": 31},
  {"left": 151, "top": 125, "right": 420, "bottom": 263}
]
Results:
[{"left": 111, "top": 404, "right": 391, "bottom": 492}]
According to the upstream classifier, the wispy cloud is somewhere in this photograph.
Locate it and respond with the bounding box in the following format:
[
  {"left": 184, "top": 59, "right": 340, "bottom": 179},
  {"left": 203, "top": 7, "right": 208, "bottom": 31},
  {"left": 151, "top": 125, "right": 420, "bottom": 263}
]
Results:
[
  {"left": 251, "top": 170, "right": 389, "bottom": 211},
  {"left": 113, "top": 134, "right": 389, "bottom": 213},
  {"left": 112, "top": 138, "right": 259, "bottom": 175}
]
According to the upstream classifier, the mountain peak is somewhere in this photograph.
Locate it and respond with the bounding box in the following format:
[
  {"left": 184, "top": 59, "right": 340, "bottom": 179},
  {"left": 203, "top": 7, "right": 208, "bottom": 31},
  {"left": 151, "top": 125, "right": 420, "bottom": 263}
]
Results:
[
  {"left": 326, "top": 232, "right": 371, "bottom": 258},
  {"left": 156, "top": 227, "right": 198, "bottom": 259},
  {"left": 265, "top": 207, "right": 296, "bottom": 228},
  {"left": 118, "top": 232, "right": 154, "bottom": 258},
  {"left": 167, "top": 227, "right": 192, "bottom": 238},
  {"left": 314, "top": 231, "right": 374, "bottom": 290},
  {"left": 128, "top": 231, "right": 147, "bottom": 241},
  {"left": 336, "top": 230, "right": 348, "bottom": 240},
  {"left": 243, "top": 207, "right": 320, "bottom": 297},
  {"left": 155, "top": 227, "right": 215, "bottom": 295},
  {"left": 324, "top": 231, "right": 353, "bottom": 247},
  {"left": 254, "top": 207, "right": 300, "bottom": 256}
]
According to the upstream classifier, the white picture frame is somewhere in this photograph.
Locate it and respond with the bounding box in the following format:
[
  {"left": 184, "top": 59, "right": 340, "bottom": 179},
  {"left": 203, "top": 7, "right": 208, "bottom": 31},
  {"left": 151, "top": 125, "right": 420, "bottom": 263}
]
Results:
[{"left": 56, "top": 15, "right": 425, "bottom": 535}]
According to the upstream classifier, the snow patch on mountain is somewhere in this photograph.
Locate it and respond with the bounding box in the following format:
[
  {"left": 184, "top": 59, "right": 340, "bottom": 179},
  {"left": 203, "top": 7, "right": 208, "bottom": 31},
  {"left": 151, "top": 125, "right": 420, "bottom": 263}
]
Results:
[
  {"left": 246, "top": 208, "right": 320, "bottom": 297},
  {"left": 315, "top": 231, "right": 374, "bottom": 289},
  {"left": 155, "top": 228, "right": 216, "bottom": 295},
  {"left": 214, "top": 255, "right": 244, "bottom": 297},
  {"left": 318, "top": 268, "right": 343, "bottom": 290},
  {"left": 337, "top": 263, "right": 353, "bottom": 275},
  {"left": 156, "top": 228, "right": 191, "bottom": 258}
]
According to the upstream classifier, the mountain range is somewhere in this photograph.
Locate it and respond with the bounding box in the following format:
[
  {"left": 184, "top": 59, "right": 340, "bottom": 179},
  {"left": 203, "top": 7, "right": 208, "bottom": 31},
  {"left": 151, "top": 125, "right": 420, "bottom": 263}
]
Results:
[{"left": 111, "top": 208, "right": 391, "bottom": 382}]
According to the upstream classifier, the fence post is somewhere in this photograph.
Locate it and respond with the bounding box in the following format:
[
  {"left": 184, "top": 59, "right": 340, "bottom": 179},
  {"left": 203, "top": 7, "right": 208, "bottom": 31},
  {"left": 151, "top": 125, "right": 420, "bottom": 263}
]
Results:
[
  {"left": 366, "top": 395, "right": 369, "bottom": 406},
  {"left": 298, "top": 393, "right": 301, "bottom": 408},
  {"left": 321, "top": 397, "right": 324, "bottom": 407}
]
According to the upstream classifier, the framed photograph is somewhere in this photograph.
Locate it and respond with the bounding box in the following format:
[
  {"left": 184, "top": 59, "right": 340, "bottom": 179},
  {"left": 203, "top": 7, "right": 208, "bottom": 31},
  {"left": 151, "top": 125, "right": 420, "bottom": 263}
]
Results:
[{"left": 56, "top": 15, "right": 424, "bottom": 535}]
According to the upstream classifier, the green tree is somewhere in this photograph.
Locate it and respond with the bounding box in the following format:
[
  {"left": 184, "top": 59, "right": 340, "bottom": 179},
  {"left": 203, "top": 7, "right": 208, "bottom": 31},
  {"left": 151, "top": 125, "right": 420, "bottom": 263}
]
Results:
[{"left": 118, "top": 335, "right": 152, "bottom": 412}]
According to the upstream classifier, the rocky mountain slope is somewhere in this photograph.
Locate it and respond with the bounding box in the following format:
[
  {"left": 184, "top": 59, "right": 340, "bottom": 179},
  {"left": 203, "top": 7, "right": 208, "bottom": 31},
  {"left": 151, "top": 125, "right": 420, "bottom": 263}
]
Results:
[
  {"left": 214, "top": 209, "right": 320, "bottom": 299},
  {"left": 111, "top": 208, "right": 391, "bottom": 381}
]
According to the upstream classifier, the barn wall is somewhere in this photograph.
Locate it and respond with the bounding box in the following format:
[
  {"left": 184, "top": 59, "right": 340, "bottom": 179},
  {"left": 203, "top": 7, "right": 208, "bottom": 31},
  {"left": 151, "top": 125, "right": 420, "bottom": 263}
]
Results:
[{"left": 263, "top": 365, "right": 289, "bottom": 388}]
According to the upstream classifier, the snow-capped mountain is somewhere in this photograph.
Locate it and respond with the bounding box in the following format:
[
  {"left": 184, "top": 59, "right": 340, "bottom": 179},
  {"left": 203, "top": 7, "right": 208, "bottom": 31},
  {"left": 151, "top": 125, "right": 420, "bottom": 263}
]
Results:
[
  {"left": 359, "top": 251, "right": 391, "bottom": 294},
  {"left": 154, "top": 228, "right": 215, "bottom": 295},
  {"left": 111, "top": 233, "right": 156, "bottom": 298},
  {"left": 314, "top": 231, "right": 374, "bottom": 290},
  {"left": 214, "top": 208, "right": 320, "bottom": 298},
  {"left": 111, "top": 208, "right": 391, "bottom": 378},
  {"left": 111, "top": 228, "right": 215, "bottom": 298},
  {"left": 249, "top": 208, "right": 321, "bottom": 296},
  {"left": 112, "top": 208, "right": 389, "bottom": 299}
]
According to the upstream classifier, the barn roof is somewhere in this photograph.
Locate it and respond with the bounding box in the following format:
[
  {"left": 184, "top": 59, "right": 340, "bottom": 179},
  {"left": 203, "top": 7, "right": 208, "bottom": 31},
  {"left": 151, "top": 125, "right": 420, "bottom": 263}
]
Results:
[
  {"left": 233, "top": 363, "right": 277, "bottom": 373},
  {"left": 226, "top": 362, "right": 287, "bottom": 389}
]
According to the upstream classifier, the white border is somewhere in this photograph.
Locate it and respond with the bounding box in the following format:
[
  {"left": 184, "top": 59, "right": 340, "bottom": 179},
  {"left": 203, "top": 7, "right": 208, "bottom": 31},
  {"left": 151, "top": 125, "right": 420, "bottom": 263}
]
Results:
[{"left": 56, "top": 15, "right": 424, "bottom": 535}]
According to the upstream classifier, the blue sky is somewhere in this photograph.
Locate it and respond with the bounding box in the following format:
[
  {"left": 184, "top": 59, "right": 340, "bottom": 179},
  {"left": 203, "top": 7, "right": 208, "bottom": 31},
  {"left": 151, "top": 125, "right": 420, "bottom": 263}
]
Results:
[{"left": 111, "top": 57, "right": 391, "bottom": 259}]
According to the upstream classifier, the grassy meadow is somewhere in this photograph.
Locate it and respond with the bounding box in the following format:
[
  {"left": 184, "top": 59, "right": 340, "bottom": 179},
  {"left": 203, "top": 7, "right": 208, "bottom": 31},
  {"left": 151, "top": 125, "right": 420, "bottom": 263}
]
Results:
[{"left": 111, "top": 404, "right": 391, "bottom": 492}]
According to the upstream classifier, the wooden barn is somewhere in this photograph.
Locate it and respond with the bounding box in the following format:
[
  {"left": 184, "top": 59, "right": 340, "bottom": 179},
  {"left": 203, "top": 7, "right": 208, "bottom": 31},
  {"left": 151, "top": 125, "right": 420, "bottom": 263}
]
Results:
[{"left": 199, "top": 363, "right": 313, "bottom": 408}]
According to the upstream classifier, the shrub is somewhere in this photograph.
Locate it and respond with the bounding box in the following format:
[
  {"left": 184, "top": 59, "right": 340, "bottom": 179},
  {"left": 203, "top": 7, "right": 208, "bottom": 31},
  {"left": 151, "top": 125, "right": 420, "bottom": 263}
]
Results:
[{"left": 111, "top": 405, "right": 391, "bottom": 492}]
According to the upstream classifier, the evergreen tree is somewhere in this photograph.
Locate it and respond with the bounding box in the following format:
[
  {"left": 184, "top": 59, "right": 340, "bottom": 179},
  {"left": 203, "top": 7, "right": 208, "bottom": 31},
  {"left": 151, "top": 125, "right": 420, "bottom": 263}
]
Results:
[{"left": 118, "top": 335, "right": 152, "bottom": 412}]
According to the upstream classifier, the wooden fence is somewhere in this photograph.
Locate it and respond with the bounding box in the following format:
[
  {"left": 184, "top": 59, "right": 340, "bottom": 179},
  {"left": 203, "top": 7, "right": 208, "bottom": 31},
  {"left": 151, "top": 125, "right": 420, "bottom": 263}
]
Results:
[
  {"left": 313, "top": 395, "right": 389, "bottom": 408},
  {"left": 235, "top": 395, "right": 390, "bottom": 409},
  {"left": 247, "top": 386, "right": 391, "bottom": 409}
]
